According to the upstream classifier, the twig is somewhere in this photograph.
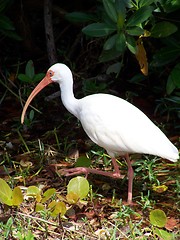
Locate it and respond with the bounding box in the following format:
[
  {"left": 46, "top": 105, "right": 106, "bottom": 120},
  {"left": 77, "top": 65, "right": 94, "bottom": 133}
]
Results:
[
  {"left": 18, "top": 212, "right": 58, "bottom": 226},
  {"left": 44, "top": 0, "right": 57, "bottom": 65}
]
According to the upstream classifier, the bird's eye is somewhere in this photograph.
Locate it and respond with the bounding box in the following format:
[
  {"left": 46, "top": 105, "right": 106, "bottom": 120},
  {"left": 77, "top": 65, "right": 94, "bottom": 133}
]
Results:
[{"left": 49, "top": 70, "right": 54, "bottom": 77}]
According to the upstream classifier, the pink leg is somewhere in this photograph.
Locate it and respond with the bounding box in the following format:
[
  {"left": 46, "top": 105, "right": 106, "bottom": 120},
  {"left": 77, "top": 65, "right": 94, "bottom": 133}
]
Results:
[
  {"left": 60, "top": 157, "right": 124, "bottom": 179},
  {"left": 125, "top": 154, "right": 134, "bottom": 204},
  {"left": 58, "top": 155, "right": 133, "bottom": 204}
]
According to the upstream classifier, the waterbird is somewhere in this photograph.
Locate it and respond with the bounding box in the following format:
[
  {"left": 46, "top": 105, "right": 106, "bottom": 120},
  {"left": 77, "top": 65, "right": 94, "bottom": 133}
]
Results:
[{"left": 21, "top": 63, "right": 179, "bottom": 204}]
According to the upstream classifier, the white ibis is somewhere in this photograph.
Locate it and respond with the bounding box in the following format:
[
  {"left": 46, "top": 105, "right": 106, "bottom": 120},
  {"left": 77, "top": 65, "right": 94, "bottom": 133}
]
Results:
[{"left": 21, "top": 63, "right": 179, "bottom": 204}]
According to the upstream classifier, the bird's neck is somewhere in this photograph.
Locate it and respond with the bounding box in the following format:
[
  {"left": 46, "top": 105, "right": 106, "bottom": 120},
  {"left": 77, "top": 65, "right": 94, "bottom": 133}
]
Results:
[{"left": 59, "top": 81, "right": 79, "bottom": 118}]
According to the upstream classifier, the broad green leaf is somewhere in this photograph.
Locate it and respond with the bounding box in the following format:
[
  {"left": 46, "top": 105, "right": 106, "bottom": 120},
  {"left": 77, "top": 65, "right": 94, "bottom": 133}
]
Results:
[
  {"left": 18, "top": 73, "right": 32, "bottom": 83},
  {"left": 0, "top": 178, "right": 13, "bottom": 206},
  {"left": 116, "top": 0, "right": 126, "bottom": 29},
  {"left": 172, "top": 63, "right": 180, "bottom": 87},
  {"left": 41, "top": 188, "right": 56, "bottom": 203},
  {"left": 33, "top": 73, "right": 45, "bottom": 82},
  {"left": 0, "top": 0, "right": 10, "bottom": 12},
  {"left": 166, "top": 75, "right": 176, "bottom": 95},
  {"left": 154, "top": 228, "right": 173, "bottom": 240},
  {"left": 127, "top": 6, "right": 154, "bottom": 26},
  {"left": 138, "top": 0, "right": 155, "bottom": 7},
  {"left": 126, "top": 35, "right": 136, "bottom": 54},
  {"left": 12, "top": 187, "right": 23, "bottom": 206},
  {"left": 149, "top": 209, "right": 167, "bottom": 228},
  {"left": 166, "top": 63, "right": 180, "bottom": 95},
  {"left": 35, "top": 203, "right": 44, "bottom": 212},
  {"left": 65, "top": 12, "right": 96, "bottom": 23},
  {"left": 25, "top": 60, "right": 35, "bottom": 79},
  {"left": 48, "top": 200, "right": 56, "bottom": 210},
  {"left": 27, "top": 186, "right": 40, "bottom": 196},
  {"left": 151, "top": 46, "right": 180, "bottom": 67},
  {"left": 0, "top": 15, "right": 15, "bottom": 30},
  {"left": 75, "top": 156, "right": 91, "bottom": 167},
  {"left": 160, "top": 0, "right": 180, "bottom": 13},
  {"left": 51, "top": 202, "right": 66, "bottom": 217},
  {"left": 0, "top": 29, "right": 22, "bottom": 40},
  {"left": 27, "top": 186, "right": 41, "bottom": 202},
  {"left": 67, "top": 176, "right": 89, "bottom": 199},
  {"left": 115, "top": 32, "right": 126, "bottom": 53},
  {"left": 103, "top": 34, "right": 117, "bottom": 50},
  {"left": 66, "top": 192, "right": 79, "bottom": 204},
  {"left": 102, "top": 0, "right": 117, "bottom": 22},
  {"left": 126, "top": 27, "right": 144, "bottom": 36},
  {"left": 82, "top": 23, "right": 116, "bottom": 37},
  {"left": 99, "top": 47, "right": 121, "bottom": 62},
  {"left": 151, "top": 21, "right": 177, "bottom": 38},
  {"left": 106, "top": 62, "right": 122, "bottom": 75}
]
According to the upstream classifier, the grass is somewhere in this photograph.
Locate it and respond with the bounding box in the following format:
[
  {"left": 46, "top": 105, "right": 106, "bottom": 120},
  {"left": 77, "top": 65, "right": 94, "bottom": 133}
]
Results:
[
  {"left": 0, "top": 128, "right": 179, "bottom": 239},
  {"left": 0, "top": 97, "right": 179, "bottom": 239}
]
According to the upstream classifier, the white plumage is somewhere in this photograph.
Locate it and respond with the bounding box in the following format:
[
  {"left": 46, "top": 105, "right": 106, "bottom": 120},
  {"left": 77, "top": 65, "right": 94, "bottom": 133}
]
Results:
[{"left": 21, "top": 63, "right": 179, "bottom": 204}]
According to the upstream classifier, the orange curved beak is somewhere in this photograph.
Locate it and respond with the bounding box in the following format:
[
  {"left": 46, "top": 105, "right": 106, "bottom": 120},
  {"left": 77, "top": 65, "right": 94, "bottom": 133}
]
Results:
[{"left": 21, "top": 75, "right": 53, "bottom": 124}]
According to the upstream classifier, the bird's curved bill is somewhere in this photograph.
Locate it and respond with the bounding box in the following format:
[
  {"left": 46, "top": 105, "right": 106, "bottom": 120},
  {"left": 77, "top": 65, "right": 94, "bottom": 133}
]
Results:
[{"left": 21, "top": 76, "right": 53, "bottom": 124}]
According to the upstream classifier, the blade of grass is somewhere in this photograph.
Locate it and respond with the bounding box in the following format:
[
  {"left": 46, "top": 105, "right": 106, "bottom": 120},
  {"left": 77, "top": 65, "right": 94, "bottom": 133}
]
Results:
[
  {"left": 17, "top": 130, "right": 30, "bottom": 152},
  {"left": 0, "top": 78, "right": 42, "bottom": 114}
]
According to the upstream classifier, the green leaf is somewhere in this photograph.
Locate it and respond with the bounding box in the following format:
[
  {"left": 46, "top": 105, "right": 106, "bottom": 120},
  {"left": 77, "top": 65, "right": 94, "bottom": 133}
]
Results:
[
  {"left": 50, "top": 201, "right": 66, "bottom": 217},
  {"left": 102, "top": 0, "right": 117, "bottom": 22},
  {"left": 115, "top": 32, "right": 126, "bottom": 53},
  {"left": 82, "top": 23, "right": 116, "bottom": 37},
  {"left": 0, "top": 29, "right": 22, "bottom": 40},
  {"left": 25, "top": 60, "right": 35, "bottom": 79},
  {"left": 12, "top": 187, "right": 23, "bottom": 206},
  {"left": 103, "top": 34, "right": 117, "bottom": 50},
  {"left": 41, "top": 188, "right": 56, "bottom": 203},
  {"left": 0, "top": 178, "right": 13, "bottom": 206},
  {"left": 27, "top": 186, "right": 41, "bottom": 202},
  {"left": 154, "top": 228, "right": 174, "bottom": 240},
  {"left": 67, "top": 176, "right": 89, "bottom": 199},
  {"left": 151, "top": 21, "right": 178, "bottom": 38},
  {"left": 99, "top": 46, "right": 121, "bottom": 62},
  {"left": 166, "top": 75, "right": 176, "bottom": 95},
  {"left": 151, "top": 46, "right": 180, "bottom": 67},
  {"left": 126, "top": 35, "right": 136, "bottom": 54},
  {"left": 27, "top": 186, "right": 40, "bottom": 196},
  {"left": 126, "top": 27, "right": 144, "bottom": 36},
  {"left": 18, "top": 73, "right": 32, "bottom": 83},
  {"left": 75, "top": 156, "right": 91, "bottom": 167},
  {"left": 65, "top": 12, "right": 96, "bottom": 23},
  {"left": 106, "top": 62, "right": 122, "bottom": 75},
  {"left": 0, "top": 15, "right": 15, "bottom": 30},
  {"left": 138, "top": 0, "right": 155, "bottom": 7},
  {"left": 29, "top": 110, "right": 34, "bottom": 121},
  {"left": 149, "top": 209, "right": 167, "bottom": 228},
  {"left": 0, "top": 0, "right": 10, "bottom": 12},
  {"left": 166, "top": 63, "right": 180, "bottom": 95},
  {"left": 66, "top": 192, "right": 79, "bottom": 204},
  {"left": 35, "top": 203, "right": 44, "bottom": 212},
  {"left": 48, "top": 200, "right": 56, "bottom": 210},
  {"left": 127, "top": 6, "right": 154, "bottom": 26},
  {"left": 33, "top": 73, "right": 45, "bottom": 82},
  {"left": 116, "top": 0, "right": 126, "bottom": 29}
]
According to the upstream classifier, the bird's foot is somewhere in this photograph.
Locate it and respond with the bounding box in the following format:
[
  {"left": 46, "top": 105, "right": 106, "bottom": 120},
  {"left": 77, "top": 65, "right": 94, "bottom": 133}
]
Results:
[{"left": 60, "top": 167, "right": 125, "bottom": 179}]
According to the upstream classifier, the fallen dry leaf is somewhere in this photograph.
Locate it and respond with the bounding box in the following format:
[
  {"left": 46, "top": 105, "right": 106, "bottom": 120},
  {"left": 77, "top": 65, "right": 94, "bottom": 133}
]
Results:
[{"left": 165, "top": 217, "right": 179, "bottom": 231}]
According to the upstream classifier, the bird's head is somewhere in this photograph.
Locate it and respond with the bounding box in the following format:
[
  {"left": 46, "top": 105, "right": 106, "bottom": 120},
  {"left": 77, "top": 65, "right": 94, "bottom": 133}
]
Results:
[
  {"left": 21, "top": 63, "right": 72, "bottom": 124},
  {"left": 48, "top": 63, "right": 72, "bottom": 83}
]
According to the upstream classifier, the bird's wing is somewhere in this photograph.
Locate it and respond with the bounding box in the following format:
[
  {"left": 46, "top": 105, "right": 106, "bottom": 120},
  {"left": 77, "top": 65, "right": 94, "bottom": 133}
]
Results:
[{"left": 78, "top": 94, "right": 178, "bottom": 160}]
